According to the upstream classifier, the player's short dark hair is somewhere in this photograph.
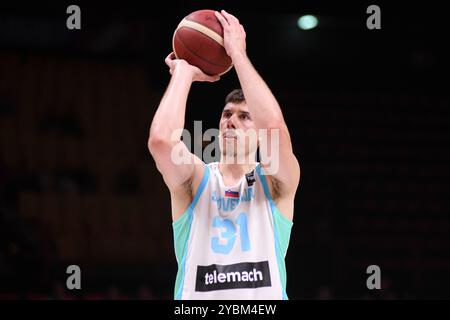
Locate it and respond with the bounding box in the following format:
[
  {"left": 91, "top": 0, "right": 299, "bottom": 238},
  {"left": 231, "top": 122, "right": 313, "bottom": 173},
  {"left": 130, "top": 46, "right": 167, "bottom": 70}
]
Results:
[{"left": 225, "top": 89, "right": 245, "bottom": 104}]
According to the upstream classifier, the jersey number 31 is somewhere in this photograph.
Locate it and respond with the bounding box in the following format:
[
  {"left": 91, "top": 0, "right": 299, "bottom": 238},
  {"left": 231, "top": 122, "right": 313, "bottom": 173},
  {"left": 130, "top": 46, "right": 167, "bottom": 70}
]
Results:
[{"left": 211, "top": 212, "right": 251, "bottom": 254}]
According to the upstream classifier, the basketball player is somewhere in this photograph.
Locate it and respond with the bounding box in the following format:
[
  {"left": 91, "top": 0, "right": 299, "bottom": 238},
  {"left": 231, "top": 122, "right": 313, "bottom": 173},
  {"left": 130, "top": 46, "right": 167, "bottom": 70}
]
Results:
[{"left": 148, "top": 10, "right": 300, "bottom": 299}]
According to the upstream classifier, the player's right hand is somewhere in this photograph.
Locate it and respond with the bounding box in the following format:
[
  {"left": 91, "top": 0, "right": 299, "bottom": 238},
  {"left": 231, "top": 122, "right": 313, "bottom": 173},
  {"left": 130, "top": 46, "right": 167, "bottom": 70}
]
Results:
[{"left": 164, "top": 52, "right": 220, "bottom": 83}]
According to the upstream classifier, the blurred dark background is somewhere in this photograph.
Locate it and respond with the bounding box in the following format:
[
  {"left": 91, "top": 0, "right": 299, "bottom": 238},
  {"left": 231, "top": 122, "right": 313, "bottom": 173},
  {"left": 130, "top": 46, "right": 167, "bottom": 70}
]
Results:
[{"left": 1, "top": 0, "right": 449, "bottom": 299}]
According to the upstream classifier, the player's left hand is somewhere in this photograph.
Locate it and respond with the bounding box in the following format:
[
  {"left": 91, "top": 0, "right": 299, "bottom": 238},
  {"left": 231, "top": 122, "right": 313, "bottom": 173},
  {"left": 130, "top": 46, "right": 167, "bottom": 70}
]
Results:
[
  {"left": 215, "top": 10, "right": 247, "bottom": 60},
  {"left": 164, "top": 52, "right": 220, "bottom": 83}
]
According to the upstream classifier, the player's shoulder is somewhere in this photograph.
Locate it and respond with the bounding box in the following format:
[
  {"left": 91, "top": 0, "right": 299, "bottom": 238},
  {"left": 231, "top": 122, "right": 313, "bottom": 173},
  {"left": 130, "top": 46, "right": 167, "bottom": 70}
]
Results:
[{"left": 191, "top": 161, "right": 211, "bottom": 188}]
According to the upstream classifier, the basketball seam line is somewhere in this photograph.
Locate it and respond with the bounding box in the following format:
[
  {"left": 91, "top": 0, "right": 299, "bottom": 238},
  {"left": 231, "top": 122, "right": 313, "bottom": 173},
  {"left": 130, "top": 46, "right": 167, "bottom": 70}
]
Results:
[{"left": 177, "top": 18, "right": 224, "bottom": 47}]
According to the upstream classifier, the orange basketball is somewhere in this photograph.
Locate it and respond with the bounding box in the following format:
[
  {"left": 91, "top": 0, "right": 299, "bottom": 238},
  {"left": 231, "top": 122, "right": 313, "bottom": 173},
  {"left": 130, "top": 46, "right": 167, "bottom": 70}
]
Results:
[{"left": 172, "top": 9, "right": 233, "bottom": 76}]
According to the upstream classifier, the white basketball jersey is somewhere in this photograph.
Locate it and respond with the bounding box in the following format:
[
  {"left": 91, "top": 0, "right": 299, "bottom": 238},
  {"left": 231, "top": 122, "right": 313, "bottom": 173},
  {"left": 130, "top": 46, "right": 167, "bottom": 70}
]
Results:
[{"left": 172, "top": 162, "right": 293, "bottom": 300}]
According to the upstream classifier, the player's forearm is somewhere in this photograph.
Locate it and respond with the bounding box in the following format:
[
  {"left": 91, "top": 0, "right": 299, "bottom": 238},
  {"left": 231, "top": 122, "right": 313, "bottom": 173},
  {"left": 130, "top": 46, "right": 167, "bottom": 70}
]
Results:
[
  {"left": 232, "top": 52, "right": 285, "bottom": 129},
  {"left": 149, "top": 69, "right": 193, "bottom": 145}
]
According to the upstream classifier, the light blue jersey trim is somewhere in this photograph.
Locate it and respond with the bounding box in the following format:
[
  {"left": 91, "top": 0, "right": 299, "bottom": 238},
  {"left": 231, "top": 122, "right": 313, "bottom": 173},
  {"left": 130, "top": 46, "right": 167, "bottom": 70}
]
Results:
[
  {"left": 172, "top": 165, "right": 210, "bottom": 300},
  {"left": 256, "top": 164, "right": 293, "bottom": 300}
]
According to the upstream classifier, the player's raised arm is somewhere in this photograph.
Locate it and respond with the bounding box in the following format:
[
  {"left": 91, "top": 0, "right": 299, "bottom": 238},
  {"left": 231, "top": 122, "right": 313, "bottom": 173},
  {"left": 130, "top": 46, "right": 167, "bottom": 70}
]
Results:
[
  {"left": 148, "top": 53, "right": 219, "bottom": 218},
  {"left": 215, "top": 10, "right": 300, "bottom": 218}
]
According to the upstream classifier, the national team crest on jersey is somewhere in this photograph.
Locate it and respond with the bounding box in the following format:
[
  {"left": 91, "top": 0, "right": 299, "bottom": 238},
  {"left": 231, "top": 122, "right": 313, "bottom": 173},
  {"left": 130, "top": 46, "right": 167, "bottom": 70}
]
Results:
[{"left": 225, "top": 190, "right": 239, "bottom": 198}]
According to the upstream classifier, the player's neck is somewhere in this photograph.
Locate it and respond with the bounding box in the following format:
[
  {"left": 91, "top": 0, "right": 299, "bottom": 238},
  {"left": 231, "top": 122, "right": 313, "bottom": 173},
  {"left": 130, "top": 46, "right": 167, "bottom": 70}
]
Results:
[{"left": 218, "top": 159, "right": 257, "bottom": 181}]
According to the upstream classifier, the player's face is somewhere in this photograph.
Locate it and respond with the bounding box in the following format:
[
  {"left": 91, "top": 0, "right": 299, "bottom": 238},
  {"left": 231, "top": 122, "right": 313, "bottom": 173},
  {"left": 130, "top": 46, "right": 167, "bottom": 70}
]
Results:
[{"left": 219, "top": 102, "right": 258, "bottom": 159}]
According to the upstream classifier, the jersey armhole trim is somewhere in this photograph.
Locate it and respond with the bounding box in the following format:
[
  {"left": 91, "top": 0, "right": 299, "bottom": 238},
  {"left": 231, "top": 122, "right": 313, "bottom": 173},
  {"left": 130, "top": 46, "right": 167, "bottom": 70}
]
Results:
[
  {"left": 255, "top": 164, "right": 294, "bottom": 225},
  {"left": 172, "top": 165, "right": 210, "bottom": 299},
  {"left": 173, "top": 164, "right": 210, "bottom": 226},
  {"left": 256, "top": 164, "right": 293, "bottom": 300}
]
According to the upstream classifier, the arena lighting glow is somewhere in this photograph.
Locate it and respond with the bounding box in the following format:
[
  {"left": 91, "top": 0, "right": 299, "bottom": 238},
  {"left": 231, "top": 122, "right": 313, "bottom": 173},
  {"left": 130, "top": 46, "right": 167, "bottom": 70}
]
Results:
[{"left": 297, "top": 15, "right": 318, "bottom": 30}]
